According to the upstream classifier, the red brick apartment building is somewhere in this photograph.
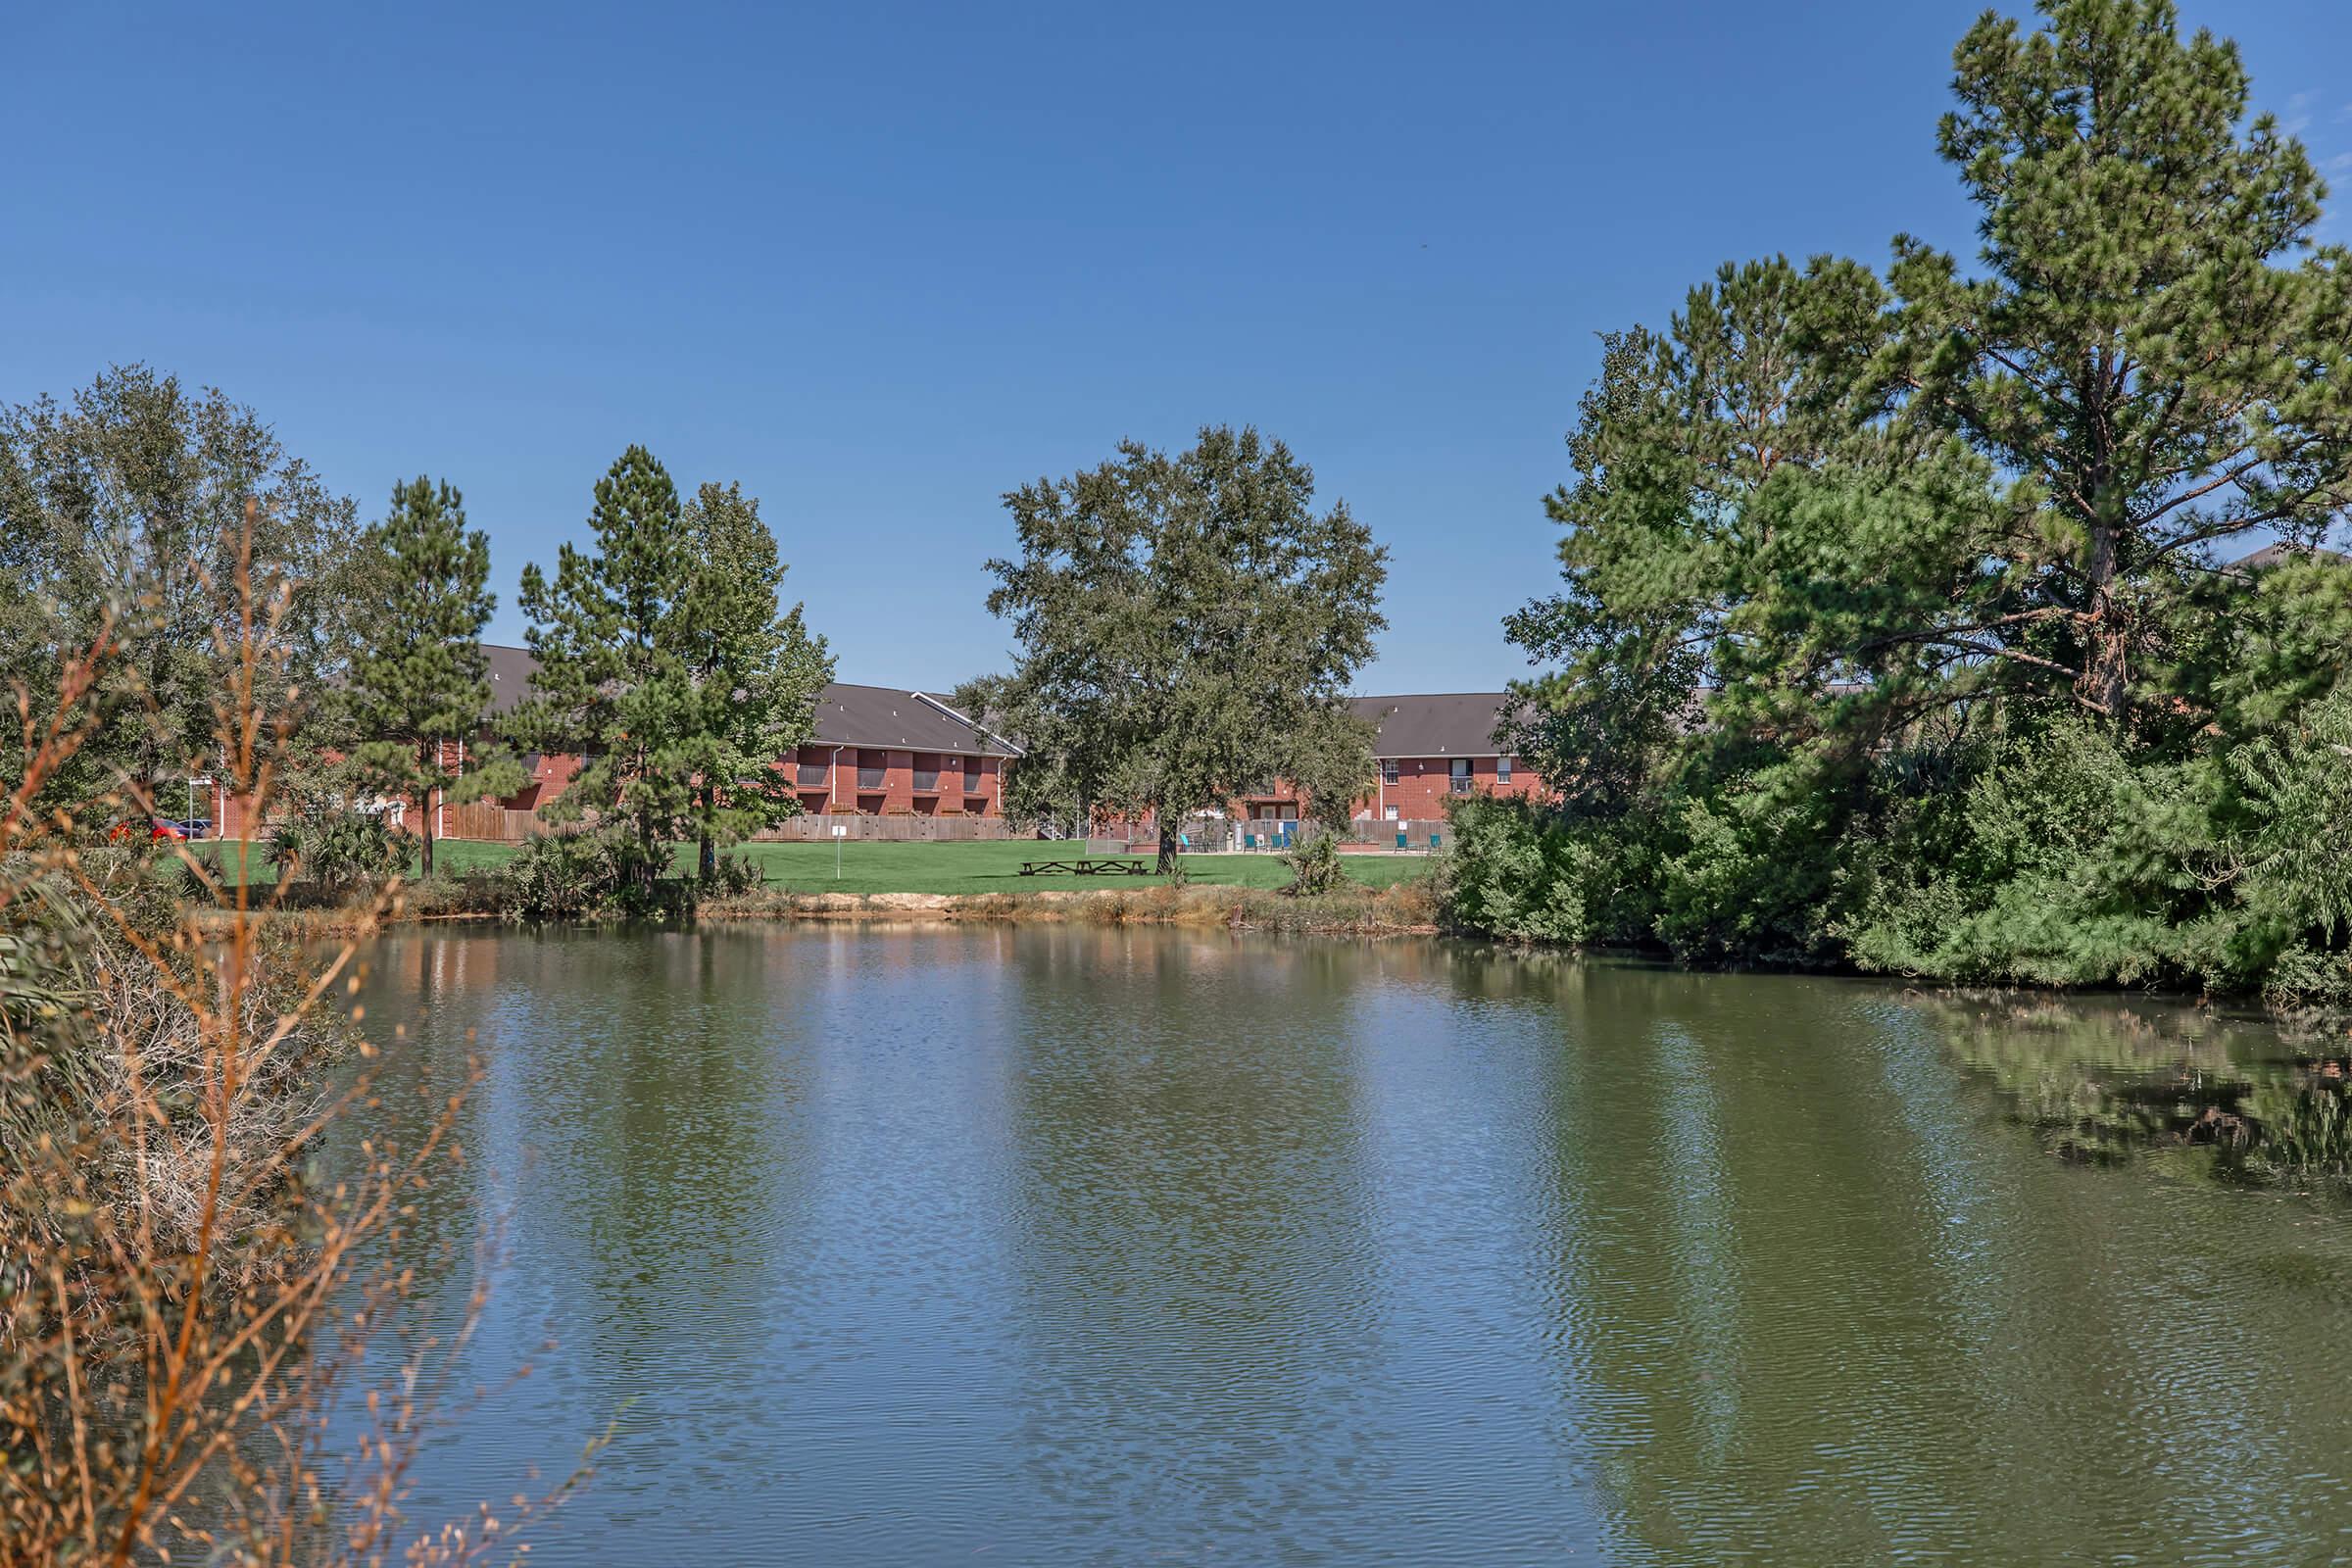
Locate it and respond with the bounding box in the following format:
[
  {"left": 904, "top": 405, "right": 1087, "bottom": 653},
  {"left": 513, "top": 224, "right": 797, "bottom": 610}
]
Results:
[
  {"left": 206, "top": 645, "right": 1019, "bottom": 840},
  {"left": 203, "top": 649, "right": 1535, "bottom": 842},
  {"left": 1231, "top": 692, "right": 1542, "bottom": 826},
  {"left": 467, "top": 645, "right": 1019, "bottom": 833}
]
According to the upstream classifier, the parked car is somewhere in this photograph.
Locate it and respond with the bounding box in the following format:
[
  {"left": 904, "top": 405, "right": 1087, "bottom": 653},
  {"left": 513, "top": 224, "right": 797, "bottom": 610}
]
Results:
[{"left": 107, "top": 817, "right": 201, "bottom": 843}]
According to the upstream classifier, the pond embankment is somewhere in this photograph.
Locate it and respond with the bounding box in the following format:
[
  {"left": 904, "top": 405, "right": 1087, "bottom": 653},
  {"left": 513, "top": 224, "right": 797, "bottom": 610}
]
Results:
[
  {"left": 209, "top": 878, "right": 1444, "bottom": 939},
  {"left": 690, "top": 880, "right": 1435, "bottom": 934}
]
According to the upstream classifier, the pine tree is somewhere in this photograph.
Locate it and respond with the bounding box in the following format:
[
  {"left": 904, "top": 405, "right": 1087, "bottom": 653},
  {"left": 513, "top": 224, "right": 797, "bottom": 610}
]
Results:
[
  {"left": 346, "top": 477, "right": 518, "bottom": 876},
  {"left": 676, "top": 481, "right": 834, "bottom": 880},
  {"left": 1886, "top": 0, "right": 2352, "bottom": 723},
  {"left": 515, "top": 446, "right": 698, "bottom": 895}
]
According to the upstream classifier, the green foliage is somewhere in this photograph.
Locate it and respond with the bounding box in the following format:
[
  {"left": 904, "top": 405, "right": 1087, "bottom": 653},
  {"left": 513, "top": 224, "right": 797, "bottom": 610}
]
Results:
[
  {"left": 346, "top": 475, "right": 522, "bottom": 875},
  {"left": 492, "top": 829, "right": 676, "bottom": 921},
  {"left": 0, "top": 365, "right": 365, "bottom": 811},
  {"left": 1463, "top": 1, "right": 2352, "bottom": 1001},
  {"left": 267, "top": 809, "right": 405, "bottom": 897},
  {"left": 516, "top": 445, "right": 697, "bottom": 891},
  {"left": 1435, "top": 794, "right": 1634, "bottom": 946},
  {"left": 676, "top": 482, "right": 834, "bottom": 878},
  {"left": 700, "top": 848, "right": 766, "bottom": 900},
  {"left": 517, "top": 451, "right": 831, "bottom": 903},
  {"left": 985, "top": 425, "right": 1387, "bottom": 874},
  {"left": 1278, "top": 828, "right": 1348, "bottom": 897}
]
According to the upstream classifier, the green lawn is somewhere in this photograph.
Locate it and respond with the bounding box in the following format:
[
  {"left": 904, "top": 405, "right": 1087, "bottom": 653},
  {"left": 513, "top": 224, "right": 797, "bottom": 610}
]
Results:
[
  {"left": 201, "top": 836, "right": 1428, "bottom": 896},
  {"left": 705, "top": 839, "right": 1428, "bottom": 896}
]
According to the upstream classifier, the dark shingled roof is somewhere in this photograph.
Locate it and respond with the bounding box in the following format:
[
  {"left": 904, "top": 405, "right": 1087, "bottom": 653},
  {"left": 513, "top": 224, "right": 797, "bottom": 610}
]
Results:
[
  {"left": 475, "top": 645, "right": 1016, "bottom": 756},
  {"left": 1348, "top": 693, "right": 1521, "bottom": 758},
  {"left": 481, "top": 643, "right": 540, "bottom": 717},
  {"left": 809, "top": 682, "right": 1018, "bottom": 756},
  {"left": 2229, "top": 541, "right": 2350, "bottom": 573}
]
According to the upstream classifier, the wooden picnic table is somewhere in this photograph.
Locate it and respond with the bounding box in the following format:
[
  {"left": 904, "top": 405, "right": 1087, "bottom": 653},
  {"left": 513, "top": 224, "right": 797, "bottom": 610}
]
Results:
[{"left": 1018, "top": 856, "right": 1152, "bottom": 877}]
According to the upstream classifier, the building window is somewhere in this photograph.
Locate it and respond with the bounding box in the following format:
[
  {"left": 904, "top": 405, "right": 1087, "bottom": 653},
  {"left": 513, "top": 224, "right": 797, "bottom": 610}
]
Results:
[
  {"left": 1497, "top": 756, "right": 1512, "bottom": 783},
  {"left": 1380, "top": 760, "right": 1399, "bottom": 786},
  {"left": 1384, "top": 805, "right": 1399, "bottom": 822},
  {"left": 1449, "top": 758, "right": 1473, "bottom": 795}
]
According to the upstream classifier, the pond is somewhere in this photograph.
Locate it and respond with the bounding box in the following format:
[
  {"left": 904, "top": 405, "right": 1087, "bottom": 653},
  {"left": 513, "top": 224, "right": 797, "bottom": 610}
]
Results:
[{"left": 353, "top": 926, "right": 2352, "bottom": 1565}]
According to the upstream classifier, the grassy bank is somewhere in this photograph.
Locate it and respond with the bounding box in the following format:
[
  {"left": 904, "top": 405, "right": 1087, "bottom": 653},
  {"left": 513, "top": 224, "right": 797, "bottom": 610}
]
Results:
[
  {"left": 205, "top": 836, "right": 1430, "bottom": 898},
  {"left": 188, "top": 836, "right": 1441, "bottom": 935},
  {"left": 701, "top": 877, "right": 1440, "bottom": 934}
]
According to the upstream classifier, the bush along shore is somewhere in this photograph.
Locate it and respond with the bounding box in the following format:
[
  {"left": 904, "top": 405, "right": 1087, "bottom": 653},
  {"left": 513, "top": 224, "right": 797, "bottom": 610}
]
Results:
[{"left": 1447, "top": 2, "right": 2352, "bottom": 1006}]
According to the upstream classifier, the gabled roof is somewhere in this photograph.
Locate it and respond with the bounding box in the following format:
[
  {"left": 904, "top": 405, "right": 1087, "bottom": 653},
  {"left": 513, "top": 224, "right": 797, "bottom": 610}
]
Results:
[
  {"left": 481, "top": 643, "right": 540, "bottom": 717},
  {"left": 1348, "top": 692, "right": 1520, "bottom": 759},
  {"left": 810, "top": 683, "right": 1019, "bottom": 756},
  {"left": 2229, "top": 541, "right": 2350, "bottom": 573},
  {"left": 475, "top": 645, "right": 1016, "bottom": 756}
]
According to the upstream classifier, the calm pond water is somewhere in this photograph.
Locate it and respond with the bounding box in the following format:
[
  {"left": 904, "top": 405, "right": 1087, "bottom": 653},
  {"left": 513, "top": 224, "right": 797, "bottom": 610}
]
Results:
[{"left": 352, "top": 925, "right": 2352, "bottom": 1565}]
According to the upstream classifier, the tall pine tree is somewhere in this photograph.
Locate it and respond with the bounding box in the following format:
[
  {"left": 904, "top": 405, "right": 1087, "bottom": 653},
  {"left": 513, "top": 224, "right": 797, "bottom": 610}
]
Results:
[
  {"left": 347, "top": 476, "right": 519, "bottom": 876},
  {"left": 515, "top": 446, "right": 699, "bottom": 894},
  {"left": 677, "top": 481, "right": 834, "bottom": 880},
  {"left": 1885, "top": 0, "right": 2352, "bottom": 724}
]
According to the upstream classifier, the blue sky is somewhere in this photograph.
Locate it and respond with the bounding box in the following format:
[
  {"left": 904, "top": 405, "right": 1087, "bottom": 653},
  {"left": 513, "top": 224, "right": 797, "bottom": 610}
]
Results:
[{"left": 9, "top": 1, "right": 2350, "bottom": 692}]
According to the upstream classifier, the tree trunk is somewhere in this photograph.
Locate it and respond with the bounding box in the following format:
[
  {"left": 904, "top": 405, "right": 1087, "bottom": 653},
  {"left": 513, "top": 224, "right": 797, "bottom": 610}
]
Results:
[
  {"left": 2079, "top": 520, "right": 2129, "bottom": 719},
  {"left": 420, "top": 781, "right": 436, "bottom": 878},
  {"left": 698, "top": 785, "right": 715, "bottom": 882},
  {"left": 1156, "top": 823, "right": 1182, "bottom": 882}
]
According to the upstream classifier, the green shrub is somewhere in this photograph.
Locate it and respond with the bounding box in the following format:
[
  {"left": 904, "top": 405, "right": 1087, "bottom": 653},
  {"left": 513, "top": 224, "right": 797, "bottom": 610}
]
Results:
[
  {"left": 268, "top": 809, "right": 405, "bottom": 896},
  {"left": 702, "top": 849, "right": 765, "bottom": 899},
  {"left": 1437, "top": 793, "right": 1636, "bottom": 946},
  {"left": 496, "top": 831, "right": 627, "bottom": 920},
  {"left": 1279, "top": 829, "right": 1347, "bottom": 897}
]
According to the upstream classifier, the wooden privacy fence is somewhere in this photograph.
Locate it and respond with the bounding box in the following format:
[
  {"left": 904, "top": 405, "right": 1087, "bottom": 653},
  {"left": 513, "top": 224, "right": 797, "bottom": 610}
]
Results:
[
  {"left": 439, "top": 804, "right": 548, "bottom": 842},
  {"left": 1340, "top": 818, "right": 1449, "bottom": 850},
  {"left": 760, "top": 813, "right": 1020, "bottom": 842},
  {"left": 436, "top": 806, "right": 1025, "bottom": 844}
]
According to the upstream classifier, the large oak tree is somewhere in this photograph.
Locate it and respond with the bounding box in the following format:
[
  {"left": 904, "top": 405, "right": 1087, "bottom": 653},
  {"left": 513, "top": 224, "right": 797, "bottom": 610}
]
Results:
[{"left": 986, "top": 425, "right": 1386, "bottom": 875}]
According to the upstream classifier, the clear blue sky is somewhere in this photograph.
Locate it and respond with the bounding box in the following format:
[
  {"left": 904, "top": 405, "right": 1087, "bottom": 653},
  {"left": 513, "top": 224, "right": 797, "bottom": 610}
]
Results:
[{"left": 9, "top": 2, "right": 2350, "bottom": 692}]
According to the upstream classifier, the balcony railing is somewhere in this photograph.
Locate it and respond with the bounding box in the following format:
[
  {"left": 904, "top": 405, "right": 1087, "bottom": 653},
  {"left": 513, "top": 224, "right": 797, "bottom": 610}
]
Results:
[
  {"left": 796, "top": 763, "right": 828, "bottom": 787},
  {"left": 911, "top": 770, "right": 942, "bottom": 792},
  {"left": 857, "top": 767, "right": 886, "bottom": 790},
  {"left": 1449, "top": 777, "right": 1475, "bottom": 795}
]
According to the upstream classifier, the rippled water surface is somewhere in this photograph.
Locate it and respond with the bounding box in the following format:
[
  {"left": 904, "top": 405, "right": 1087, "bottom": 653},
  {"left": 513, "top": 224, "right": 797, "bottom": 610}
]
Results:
[{"left": 354, "top": 926, "right": 2352, "bottom": 1565}]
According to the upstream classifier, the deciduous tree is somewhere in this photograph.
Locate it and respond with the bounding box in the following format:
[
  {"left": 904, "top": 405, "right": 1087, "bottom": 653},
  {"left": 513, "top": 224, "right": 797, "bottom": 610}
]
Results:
[
  {"left": 985, "top": 425, "right": 1386, "bottom": 875},
  {"left": 0, "top": 365, "right": 365, "bottom": 821}
]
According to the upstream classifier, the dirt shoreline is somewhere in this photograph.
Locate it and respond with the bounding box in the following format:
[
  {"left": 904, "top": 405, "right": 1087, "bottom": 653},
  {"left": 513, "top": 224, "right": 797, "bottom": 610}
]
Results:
[{"left": 203, "top": 882, "right": 1444, "bottom": 938}]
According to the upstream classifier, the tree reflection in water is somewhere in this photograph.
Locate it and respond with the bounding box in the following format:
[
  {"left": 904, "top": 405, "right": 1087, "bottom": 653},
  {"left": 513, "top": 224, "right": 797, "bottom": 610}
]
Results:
[{"left": 1925, "top": 992, "right": 2352, "bottom": 1187}]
